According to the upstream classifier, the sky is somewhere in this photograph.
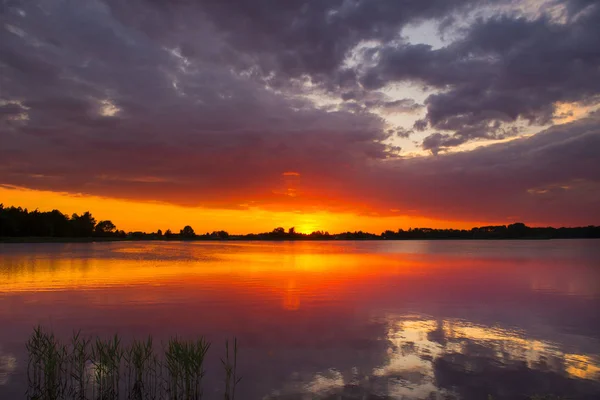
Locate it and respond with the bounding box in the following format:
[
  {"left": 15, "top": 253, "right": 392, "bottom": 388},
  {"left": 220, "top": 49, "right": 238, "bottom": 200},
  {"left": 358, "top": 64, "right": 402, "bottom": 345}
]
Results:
[{"left": 1, "top": 0, "right": 599, "bottom": 233}]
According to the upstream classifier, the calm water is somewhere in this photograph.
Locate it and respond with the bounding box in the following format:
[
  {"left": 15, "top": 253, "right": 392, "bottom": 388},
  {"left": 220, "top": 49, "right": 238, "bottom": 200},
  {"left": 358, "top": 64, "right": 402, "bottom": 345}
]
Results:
[{"left": 0, "top": 240, "right": 599, "bottom": 399}]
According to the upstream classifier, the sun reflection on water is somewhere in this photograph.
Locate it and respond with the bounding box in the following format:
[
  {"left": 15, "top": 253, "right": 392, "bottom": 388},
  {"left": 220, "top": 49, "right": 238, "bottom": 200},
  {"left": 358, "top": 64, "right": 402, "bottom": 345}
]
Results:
[{"left": 0, "top": 245, "right": 424, "bottom": 294}]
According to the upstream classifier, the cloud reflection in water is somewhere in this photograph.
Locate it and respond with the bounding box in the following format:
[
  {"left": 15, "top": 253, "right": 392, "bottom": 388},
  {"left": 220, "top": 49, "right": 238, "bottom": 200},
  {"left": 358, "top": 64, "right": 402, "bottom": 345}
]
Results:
[{"left": 273, "top": 316, "right": 600, "bottom": 399}]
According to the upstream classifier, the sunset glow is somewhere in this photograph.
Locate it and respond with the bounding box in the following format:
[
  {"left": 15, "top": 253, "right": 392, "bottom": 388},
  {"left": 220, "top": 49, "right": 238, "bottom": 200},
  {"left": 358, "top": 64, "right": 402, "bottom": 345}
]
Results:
[
  {"left": 0, "top": 0, "right": 599, "bottom": 229},
  {"left": 0, "top": 186, "right": 494, "bottom": 234}
]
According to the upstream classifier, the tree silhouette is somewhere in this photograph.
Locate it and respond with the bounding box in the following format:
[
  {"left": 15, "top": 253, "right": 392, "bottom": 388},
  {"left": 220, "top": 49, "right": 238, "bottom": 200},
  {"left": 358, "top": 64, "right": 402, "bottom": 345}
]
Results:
[
  {"left": 507, "top": 222, "right": 528, "bottom": 238},
  {"left": 70, "top": 212, "right": 96, "bottom": 237},
  {"left": 1, "top": 203, "right": 600, "bottom": 240},
  {"left": 211, "top": 230, "right": 229, "bottom": 239},
  {"left": 95, "top": 220, "right": 116, "bottom": 236},
  {"left": 268, "top": 227, "right": 287, "bottom": 239},
  {"left": 180, "top": 225, "right": 196, "bottom": 238}
]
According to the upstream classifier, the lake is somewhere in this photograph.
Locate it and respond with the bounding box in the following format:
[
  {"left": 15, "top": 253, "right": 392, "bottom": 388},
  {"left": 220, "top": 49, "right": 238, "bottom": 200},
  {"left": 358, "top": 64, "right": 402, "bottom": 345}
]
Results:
[{"left": 0, "top": 240, "right": 599, "bottom": 399}]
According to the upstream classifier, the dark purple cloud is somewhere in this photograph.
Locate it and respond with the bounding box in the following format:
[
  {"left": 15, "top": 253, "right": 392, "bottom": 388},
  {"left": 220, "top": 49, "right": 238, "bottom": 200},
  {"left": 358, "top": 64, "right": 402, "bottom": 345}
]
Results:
[
  {"left": 0, "top": 0, "right": 599, "bottom": 225},
  {"left": 359, "top": 2, "right": 600, "bottom": 151}
]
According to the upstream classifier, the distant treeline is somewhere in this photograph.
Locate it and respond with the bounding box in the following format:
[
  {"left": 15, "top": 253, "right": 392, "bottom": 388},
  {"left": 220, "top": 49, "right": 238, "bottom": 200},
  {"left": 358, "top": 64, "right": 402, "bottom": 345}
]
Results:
[{"left": 1, "top": 204, "right": 599, "bottom": 241}]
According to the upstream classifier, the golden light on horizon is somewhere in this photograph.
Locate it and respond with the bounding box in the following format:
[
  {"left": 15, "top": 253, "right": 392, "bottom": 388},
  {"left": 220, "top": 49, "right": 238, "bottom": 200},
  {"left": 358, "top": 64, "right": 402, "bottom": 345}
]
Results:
[{"left": 0, "top": 186, "right": 493, "bottom": 234}]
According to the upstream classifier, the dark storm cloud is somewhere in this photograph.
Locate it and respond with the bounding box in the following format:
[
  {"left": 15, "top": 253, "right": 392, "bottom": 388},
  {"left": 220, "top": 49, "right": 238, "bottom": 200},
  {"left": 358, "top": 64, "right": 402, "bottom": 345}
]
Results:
[
  {"left": 360, "top": 1, "right": 600, "bottom": 152},
  {"left": 180, "top": 0, "right": 600, "bottom": 153},
  {"left": 186, "top": 0, "right": 496, "bottom": 81},
  {"left": 0, "top": 0, "right": 387, "bottom": 210},
  {"left": 0, "top": 0, "right": 599, "bottom": 225}
]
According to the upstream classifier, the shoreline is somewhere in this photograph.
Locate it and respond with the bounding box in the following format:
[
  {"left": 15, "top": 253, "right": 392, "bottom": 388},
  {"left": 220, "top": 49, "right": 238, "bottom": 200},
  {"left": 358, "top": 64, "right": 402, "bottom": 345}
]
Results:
[{"left": 2, "top": 236, "right": 599, "bottom": 244}]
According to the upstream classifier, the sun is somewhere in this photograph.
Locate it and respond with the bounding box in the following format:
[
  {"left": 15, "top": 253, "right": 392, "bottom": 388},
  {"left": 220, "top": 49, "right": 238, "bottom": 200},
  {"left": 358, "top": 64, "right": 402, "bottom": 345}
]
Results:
[{"left": 295, "top": 223, "right": 319, "bottom": 235}]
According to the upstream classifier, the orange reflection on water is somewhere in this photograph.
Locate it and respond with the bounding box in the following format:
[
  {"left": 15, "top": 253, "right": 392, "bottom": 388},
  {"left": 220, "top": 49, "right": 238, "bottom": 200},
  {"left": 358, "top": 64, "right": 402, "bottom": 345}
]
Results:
[
  {"left": 566, "top": 355, "right": 600, "bottom": 380},
  {"left": 283, "top": 280, "right": 300, "bottom": 311},
  {"left": 0, "top": 243, "right": 426, "bottom": 296}
]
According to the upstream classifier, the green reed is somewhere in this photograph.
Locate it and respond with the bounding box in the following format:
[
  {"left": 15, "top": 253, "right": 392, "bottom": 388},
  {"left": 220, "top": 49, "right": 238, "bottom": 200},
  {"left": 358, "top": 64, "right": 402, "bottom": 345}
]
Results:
[
  {"left": 125, "top": 337, "right": 159, "bottom": 400},
  {"left": 164, "top": 337, "right": 210, "bottom": 400},
  {"left": 68, "top": 331, "right": 91, "bottom": 400},
  {"left": 91, "top": 335, "right": 124, "bottom": 400},
  {"left": 26, "top": 327, "right": 234, "bottom": 400},
  {"left": 26, "top": 326, "right": 69, "bottom": 400}
]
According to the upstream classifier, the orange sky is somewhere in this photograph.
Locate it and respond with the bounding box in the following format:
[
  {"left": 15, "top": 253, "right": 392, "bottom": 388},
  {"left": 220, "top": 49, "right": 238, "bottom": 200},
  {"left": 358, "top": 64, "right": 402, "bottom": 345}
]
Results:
[{"left": 0, "top": 186, "right": 492, "bottom": 234}]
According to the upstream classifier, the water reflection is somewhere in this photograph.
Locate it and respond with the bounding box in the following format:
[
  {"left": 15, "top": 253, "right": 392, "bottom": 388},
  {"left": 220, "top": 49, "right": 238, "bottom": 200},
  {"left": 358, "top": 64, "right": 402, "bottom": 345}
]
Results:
[
  {"left": 0, "top": 347, "right": 16, "bottom": 386},
  {"left": 270, "top": 315, "right": 600, "bottom": 399},
  {"left": 0, "top": 240, "right": 599, "bottom": 399}
]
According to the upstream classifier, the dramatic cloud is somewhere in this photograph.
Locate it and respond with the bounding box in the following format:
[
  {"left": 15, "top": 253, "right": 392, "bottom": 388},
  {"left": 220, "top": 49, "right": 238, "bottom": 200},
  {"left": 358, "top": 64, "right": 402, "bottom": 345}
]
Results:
[
  {"left": 359, "top": 2, "right": 600, "bottom": 151},
  {"left": 375, "top": 114, "right": 600, "bottom": 225},
  {"left": 1, "top": 0, "right": 599, "bottom": 226}
]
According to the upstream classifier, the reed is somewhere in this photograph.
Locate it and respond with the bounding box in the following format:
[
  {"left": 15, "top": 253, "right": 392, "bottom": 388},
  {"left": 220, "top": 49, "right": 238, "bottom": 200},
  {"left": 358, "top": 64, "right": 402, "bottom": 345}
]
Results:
[
  {"left": 26, "top": 326, "right": 68, "bottom": 400},
  {"left": 221, "top": 339, "right": 241, "bottom": 400},
  {"left": 67, "top": 331, "right": 91, "bottom": 400},
  {"left": 91, "top": 335, "right": 124, "bottom": 400},
  {"left": 26, "top": 328, "right": 231, "bottom": 400},
  {"left": 125, "top": 336, "right": 158, "bottom": 400},
  {"left": 164, "top": 337, "right": 210, "bottom": 400}
]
